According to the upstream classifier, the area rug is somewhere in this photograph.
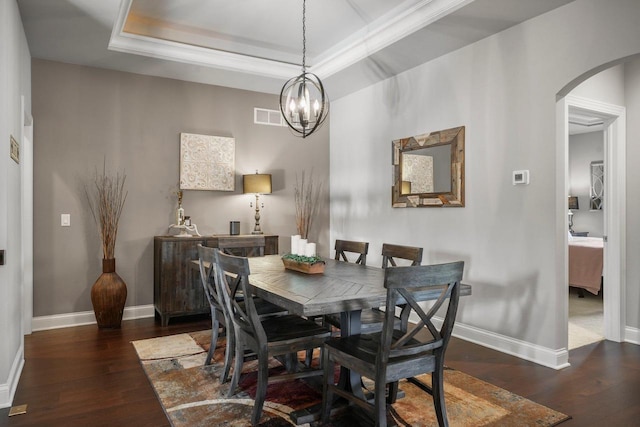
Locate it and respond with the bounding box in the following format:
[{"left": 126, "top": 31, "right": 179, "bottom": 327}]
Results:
[{"left": 132, "top": 330, "right": 571, "bottom": 426}]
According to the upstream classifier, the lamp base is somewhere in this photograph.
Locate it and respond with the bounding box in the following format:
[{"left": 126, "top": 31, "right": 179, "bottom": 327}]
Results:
[{"left": 251, "top": 230, "right": 264, "bottom": 235}]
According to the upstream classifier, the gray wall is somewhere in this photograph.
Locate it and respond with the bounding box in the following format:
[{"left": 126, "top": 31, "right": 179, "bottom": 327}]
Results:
[
  {"left": 329, "top": 0, "right": 640, "bottom": 361},
  {"left": 569, "top": 131, "right": 604, "bottom": 237},
  {"left": 31, "top": 59, "right": 329, "bottom": 317},
  {"left": 1, "top": 0, "right": 31, "bottom": 408}
]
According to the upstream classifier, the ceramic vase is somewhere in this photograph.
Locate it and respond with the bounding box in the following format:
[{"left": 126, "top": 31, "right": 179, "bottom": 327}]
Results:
[{"left": 91, "top": 258, "right": 127, "bottom": 329}]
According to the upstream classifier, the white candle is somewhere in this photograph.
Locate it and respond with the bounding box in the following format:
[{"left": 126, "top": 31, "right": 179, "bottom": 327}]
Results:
[
  {"left": 298, "top": 239, "right": 307, "bottom": 256},
  {"left": 305, "top": 242, "right": 316, "bottom": 257},
  {"left": 291, "top": 235, "right": 301, "bottom": 255}
]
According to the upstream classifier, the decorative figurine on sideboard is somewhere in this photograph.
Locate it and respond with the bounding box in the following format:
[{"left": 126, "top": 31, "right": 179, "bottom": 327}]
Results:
[{"left": 169, "top": 189, "right": 201, "bottom": 236}]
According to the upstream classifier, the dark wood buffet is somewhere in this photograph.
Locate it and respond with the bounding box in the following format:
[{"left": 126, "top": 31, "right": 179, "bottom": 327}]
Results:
[{"left": 153, "top": 234, "right": 279, "bottom": 326}]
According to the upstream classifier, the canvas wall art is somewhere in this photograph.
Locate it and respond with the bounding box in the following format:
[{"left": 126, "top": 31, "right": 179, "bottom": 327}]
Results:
[{"left": 179, "top": 133, "right": 235, "bottom": 191}]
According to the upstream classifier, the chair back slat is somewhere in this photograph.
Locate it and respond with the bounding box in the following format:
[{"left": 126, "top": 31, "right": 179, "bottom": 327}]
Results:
[
  {"left": 380, "top": 261, "right": 463, "bottom": 362},
  {"left": 218, "top": 236, "right": 265, "bottom": 257},
  {"left": 334, "top": 239, "right": 369, "bottom": 265},
  {"left": 213, "top": 250, "right": 266, "bottom": 343},
  {"left": 381, "top": 243, "right": 423, "bottom": 268},
  {"left": 197, "top": 244, "right": 223, "bottom": 310}
]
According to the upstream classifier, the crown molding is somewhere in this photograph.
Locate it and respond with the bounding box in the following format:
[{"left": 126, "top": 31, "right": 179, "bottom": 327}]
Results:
[{"left": 109, "top": 0, "right": 474, "bottom": 80}]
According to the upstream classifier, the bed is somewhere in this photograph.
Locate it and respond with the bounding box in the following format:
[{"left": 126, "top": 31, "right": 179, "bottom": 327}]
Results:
[{"left": 568, "top": 236, "right": 603, "bottom": 295}]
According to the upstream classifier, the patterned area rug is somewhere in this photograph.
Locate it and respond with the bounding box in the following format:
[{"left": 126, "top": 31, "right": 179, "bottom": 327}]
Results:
[{"left": 132, "top": 330, "right": 571, "bottom": 426}]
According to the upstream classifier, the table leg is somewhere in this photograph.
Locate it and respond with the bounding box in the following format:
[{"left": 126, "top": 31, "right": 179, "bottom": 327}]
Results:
[{"left": 336, "top": 309, "right": 366, "bottom": 401}]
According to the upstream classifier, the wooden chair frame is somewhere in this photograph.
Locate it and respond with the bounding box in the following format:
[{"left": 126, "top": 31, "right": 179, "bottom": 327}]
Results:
[
  {"left": 334, "top": 239, "right": 369, "bottom": 265},
  {"left": 322, "top": 261, "right": 463, "bottom": 427},
  {"left": 197, "top": 244, "right": 233, "bottom": 382},
  {"left": 217, "top": 235, "right": 265, "bottom": 257},
  {"left": 214, "top": 250, "right": 330, "bottom": 425}
]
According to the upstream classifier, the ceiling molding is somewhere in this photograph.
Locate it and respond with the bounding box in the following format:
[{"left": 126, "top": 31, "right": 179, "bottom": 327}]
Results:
[
  {"left": 314, "top": 0, "right": 474, "bottom": 77},
  {"left": 109, "top": 0, "right": 475, "bottom": 80},
  {"left": 109, "top": 0, "right": 298, "bottom": 79}
]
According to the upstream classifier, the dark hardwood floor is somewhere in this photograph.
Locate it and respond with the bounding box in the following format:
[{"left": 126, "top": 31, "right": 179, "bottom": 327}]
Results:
[{"left": 1, "top": 316, "right": 639, "bottom": 426}]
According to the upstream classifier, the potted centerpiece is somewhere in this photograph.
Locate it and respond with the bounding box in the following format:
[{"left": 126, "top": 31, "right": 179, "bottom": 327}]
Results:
[
  {"left": 282, "top": 253, "right": 325, "bottom": 274},
  {"left": 85, "top": 162, "right": 128, "bottom": 328}
]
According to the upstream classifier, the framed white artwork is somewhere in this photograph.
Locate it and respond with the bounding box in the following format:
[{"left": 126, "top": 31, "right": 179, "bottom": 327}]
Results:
[{"left": 179, "top": 133, "right": 235, "bottom": 191}]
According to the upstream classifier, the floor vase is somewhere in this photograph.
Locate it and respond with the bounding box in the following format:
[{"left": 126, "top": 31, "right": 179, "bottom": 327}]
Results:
[{"left": 91, "top": 258, "right": 127, "bottom": 328}]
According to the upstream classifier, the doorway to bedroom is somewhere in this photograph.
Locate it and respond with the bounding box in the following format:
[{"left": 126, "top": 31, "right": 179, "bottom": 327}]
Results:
[
  {"left": 560, "top": 64, "right": 627, "bottom": 354},
  {"left": 567, "top": 118, "right": 605, "bottom": 350}
]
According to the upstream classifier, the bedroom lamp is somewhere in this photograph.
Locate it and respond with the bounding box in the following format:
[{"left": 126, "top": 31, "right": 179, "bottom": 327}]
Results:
[
  {"left": 568, "top": 196, "right": 579, "bottom": 233},
  {"left": 243, "top": 171, "right": 272, "bottom": 234}
]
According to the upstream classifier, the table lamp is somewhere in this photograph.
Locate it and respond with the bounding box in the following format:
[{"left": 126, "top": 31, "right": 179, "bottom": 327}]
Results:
[
  {"left": 243, "top": 171, "right": 272, "bottom": 234},
  {"left": 568, "top": 196, "right": 579, "bottom": 233}
]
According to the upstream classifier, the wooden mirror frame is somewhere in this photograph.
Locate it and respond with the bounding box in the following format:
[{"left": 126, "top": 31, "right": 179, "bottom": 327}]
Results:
[{"left": 392, "top": 126, "right": 465, "bottom": 207}]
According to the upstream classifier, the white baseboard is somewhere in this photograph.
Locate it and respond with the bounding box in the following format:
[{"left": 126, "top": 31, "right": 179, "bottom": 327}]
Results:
[
  {"left": 625, "top": 326, "right": 640, "bottom": 345},
  {"left": 0, "top": 344, "right": 24, "bottom": 409},
  {"left": 450, "top": 321, "right": 570, "bottom": 370},
  {"left": 32, "top": 304, "right": 155, "bottom": 332}
]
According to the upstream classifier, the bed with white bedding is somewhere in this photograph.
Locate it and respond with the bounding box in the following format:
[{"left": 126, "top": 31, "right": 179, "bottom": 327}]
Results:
[{"left": 568, "top": 236, "right": 603, "bottom": 295}]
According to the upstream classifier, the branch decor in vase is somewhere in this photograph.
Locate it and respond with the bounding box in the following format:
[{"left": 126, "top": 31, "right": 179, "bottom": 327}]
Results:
[{"left": 85, "top": 161, "right": 128, "bottom": 329}]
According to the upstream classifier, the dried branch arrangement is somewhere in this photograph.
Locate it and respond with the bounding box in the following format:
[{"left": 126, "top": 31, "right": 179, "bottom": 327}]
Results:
[
  {"left": 85, "top": 162, "right": 128, "bottom": 259},
  {"left": 294, "top": 171, "right": 323, "bottom": 239}
]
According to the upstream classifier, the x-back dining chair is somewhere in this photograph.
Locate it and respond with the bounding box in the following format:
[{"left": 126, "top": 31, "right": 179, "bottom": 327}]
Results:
[
  {"left": 305, "top": 239, "right": 370, "bottom": 365},
  {"left": 334, "top": 239, "right": 369, "bottom": 265},
  {"left": 197, "top": 244, "right": 233, "bottom": 382},
  {"left": 197, "top": 244, "right": 285, "bottom": 384},
  {"left": 213, "top": 250, "right": 331, "bottom": 426},
  {"left": 217, "top": 235, "right": 265, "bottom": 257},
  {"left": 325, "top": 242, "right": 423, "bottom": 335},
  {"left": 322, "top": 261, "right": 464, "bottom": 427}
]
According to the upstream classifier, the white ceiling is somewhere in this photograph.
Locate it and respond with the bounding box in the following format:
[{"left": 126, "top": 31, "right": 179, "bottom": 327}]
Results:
[{"left": 17, "top": 0, "right": 575, "bottom": 100}]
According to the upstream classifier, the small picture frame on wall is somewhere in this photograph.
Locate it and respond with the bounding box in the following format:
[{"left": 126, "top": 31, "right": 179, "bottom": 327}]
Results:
[{"left": 10, "top": 135, "right": 19, "bottom": 164}]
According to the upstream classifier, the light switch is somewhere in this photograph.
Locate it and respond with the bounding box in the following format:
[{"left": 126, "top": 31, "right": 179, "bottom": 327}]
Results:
[{"left": 61, "top": 214, "right": 71, "bottom": 227}]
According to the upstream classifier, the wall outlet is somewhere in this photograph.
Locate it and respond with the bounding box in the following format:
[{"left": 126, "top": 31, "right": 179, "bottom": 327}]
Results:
[{"left": 61, "top": 214, "right": 71, "bottom": 226}]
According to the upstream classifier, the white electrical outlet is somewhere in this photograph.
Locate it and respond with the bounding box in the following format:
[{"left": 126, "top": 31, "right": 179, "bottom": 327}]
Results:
[{"left": 61, "top": 214, "right": 71, "bottom": 227}]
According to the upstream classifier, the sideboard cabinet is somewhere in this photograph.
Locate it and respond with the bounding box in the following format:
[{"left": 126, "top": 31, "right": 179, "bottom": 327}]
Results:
[{"left": 154, "top": 235, "right": 278, "bottom": 326}]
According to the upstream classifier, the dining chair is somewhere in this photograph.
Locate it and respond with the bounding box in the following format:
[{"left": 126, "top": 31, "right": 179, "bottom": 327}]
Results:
[
  {"left": 334, "top": 239, "right": 369, "bottom": 265},
  {"left": 304, "top": 239, "right": 370, "bottom": 366},
  {"left": 325, "top": 242, "right": 423, "bottom": 335},
  {"left": 217, "top": 235, "right": 265, "bottom": 257},
  {"left": 197, "top": 244, "right": 233, "bottom": 381},
  {"left": 197, "top": 244, "right": 286, "bottom": 384},
  {"left": 213, "top": 250, "right": 331, "bottom": 426},
  {"left": 321, "top": 261, "right": 464, "bottom": 427}
]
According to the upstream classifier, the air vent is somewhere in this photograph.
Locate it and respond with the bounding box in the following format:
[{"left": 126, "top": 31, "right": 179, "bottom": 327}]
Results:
[{"left": 254, "top": 108, "right": 285, "bottom": 127}]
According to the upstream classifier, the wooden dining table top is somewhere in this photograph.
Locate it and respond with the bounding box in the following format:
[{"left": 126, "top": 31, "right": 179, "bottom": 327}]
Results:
[{"left": 247, "top": 255, "right": 472, "bottom": 318}]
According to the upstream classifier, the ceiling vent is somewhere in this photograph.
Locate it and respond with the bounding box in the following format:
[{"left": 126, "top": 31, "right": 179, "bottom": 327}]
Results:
[{"left": 254, "top": 108, "right": 285, "bottom": 127}]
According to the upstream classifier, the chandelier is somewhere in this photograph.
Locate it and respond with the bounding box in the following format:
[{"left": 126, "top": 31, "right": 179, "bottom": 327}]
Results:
[{"left": 279, "top": 0, "right": 329, "bottom": 138}]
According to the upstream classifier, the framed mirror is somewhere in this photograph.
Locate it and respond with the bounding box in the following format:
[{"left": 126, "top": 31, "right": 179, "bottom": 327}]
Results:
[
  {"left": 590, "top": 160, "right": 603, "bottom": 210},
  {"left": 392, "top": 126, "right": 464, "bottom": 207}
]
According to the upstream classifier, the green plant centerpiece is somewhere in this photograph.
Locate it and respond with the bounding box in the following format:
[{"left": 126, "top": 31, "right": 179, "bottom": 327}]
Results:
[{"left": 281, "top": 254, "right": 325, "bottom": 274}]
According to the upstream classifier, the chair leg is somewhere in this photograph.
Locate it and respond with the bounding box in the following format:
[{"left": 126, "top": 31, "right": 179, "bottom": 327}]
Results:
[
  {"left": 206, "top": 314, "right": 219, "bottom": 365},
  {"left": 252, "top": 350, "right": 269, "bottom": 426},
  {"left": 387, "top": 381, "right": 399, "bottom": 404},
  {"left": 305, "top": 348, "right": 313, "bottom": 367},
  {"left": 321, "top": 348, "right": 334, "bottom": 424},
  {"left": 374, "top": 375, "right": 387, "bottom": 427},
  {"left": 432, "top": 359, "right": 449, "bottom": 427},
  {"left": 221, "top": 323, "right": 234, "bottom": 383},
  {"left": 227, "top": 337, "right": 244, "bottom": 398}
]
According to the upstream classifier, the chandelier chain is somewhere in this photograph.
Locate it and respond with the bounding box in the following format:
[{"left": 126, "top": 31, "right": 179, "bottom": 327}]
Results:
[{"left": 302, "top": 0, "right": 306, "bottom": 72}]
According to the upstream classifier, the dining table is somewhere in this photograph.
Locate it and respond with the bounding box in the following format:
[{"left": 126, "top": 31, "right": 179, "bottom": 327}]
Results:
[{"left": 247, "top": 254, "right": 472, "bottom": 424}]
